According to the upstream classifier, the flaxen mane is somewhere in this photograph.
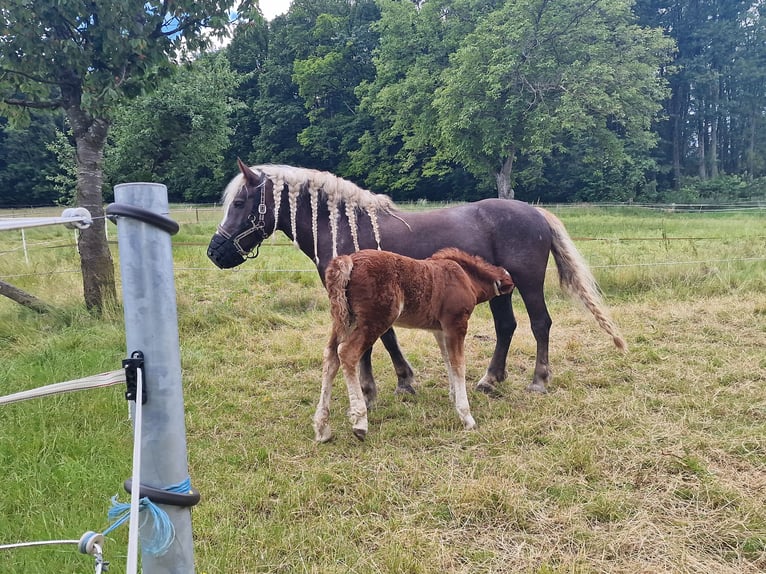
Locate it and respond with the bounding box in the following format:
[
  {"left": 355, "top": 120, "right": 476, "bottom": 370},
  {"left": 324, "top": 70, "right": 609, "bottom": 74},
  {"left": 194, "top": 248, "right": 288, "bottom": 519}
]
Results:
[{"left": 222, "top": 164, "right": 398, "bottom": 261}]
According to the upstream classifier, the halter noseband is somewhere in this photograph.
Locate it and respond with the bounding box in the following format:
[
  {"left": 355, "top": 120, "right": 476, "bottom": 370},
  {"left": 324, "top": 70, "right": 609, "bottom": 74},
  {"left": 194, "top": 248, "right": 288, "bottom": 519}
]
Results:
[{"left": 217, "top": 178, "right": 269, "bottom": 260}]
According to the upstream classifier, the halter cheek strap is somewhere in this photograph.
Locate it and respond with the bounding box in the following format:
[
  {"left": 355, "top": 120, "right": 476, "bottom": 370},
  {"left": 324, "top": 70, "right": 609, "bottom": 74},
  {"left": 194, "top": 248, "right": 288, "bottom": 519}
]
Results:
[{"left": 217, "top": 179, "right": 269, "bottom": 260}]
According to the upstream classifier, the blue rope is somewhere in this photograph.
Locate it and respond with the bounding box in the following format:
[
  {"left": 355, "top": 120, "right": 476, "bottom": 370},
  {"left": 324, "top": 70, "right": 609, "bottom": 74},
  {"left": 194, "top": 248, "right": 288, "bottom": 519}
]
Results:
[{"left": 103, "top": 477, "right": 191, "bottom": 557}]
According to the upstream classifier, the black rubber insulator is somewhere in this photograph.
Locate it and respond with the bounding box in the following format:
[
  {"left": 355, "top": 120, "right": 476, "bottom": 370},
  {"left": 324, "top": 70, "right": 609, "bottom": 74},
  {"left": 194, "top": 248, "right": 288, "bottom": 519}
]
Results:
[
  {"left": 124, "top": 478, "right": 201, "bottom": 507},
  {"left": 106, "top": 203, "right": 180, "bottom": 236}
]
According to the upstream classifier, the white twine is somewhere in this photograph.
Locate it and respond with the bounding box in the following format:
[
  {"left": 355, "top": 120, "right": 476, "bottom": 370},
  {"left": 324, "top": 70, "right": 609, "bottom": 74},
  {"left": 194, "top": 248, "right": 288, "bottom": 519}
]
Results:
[
  {"left": 126, "top": 367, "right": 144, "bottom": 574},
  {"left": 0, "top": 370, "right": 126, "bottom": 406}
]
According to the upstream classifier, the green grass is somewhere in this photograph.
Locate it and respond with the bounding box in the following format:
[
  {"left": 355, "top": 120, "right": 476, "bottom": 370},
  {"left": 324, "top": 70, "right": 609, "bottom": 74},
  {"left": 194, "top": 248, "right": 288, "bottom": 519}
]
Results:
[{"left": 1, "top": 205, "right": 765, "bottom": 573}]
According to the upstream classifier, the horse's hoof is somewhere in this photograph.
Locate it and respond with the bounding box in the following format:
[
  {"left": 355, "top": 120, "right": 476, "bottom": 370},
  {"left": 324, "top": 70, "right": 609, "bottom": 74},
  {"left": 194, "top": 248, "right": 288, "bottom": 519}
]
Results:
[
  {"left": 525, "top": 382, "right": 548, "bottom": 394},
  {"left": 463, "top": 418, "right": 477, "bottom": 431},
  {"left": 394, "top": 382, "right": 416, "bottom": 396},
  {"left": 353, "top": 428, "right": 367, "bottom": 441},
  {"left": 476, "top": 381, "right": 503, "bottom": 397}
]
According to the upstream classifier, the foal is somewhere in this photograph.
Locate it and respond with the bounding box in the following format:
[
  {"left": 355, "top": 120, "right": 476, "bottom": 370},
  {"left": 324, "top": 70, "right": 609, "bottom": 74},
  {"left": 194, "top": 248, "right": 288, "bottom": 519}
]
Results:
[{"left": 313, "top": 248, "right": 515, "bottom": 442}]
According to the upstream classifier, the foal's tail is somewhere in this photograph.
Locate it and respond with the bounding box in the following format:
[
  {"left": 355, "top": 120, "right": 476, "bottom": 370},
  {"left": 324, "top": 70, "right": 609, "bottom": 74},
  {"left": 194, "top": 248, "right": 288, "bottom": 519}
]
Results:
[
  {"left": 537, "top": 208, "right": 627, "bottom": 351},
  {"left": 325, "top": 255, "right": 354, "bottom": 331}
]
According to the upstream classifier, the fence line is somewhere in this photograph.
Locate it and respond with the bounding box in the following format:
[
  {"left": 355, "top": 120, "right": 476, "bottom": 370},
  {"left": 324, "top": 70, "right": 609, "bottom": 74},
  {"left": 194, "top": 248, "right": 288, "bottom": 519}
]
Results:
[
  {"left": 0, "top": 208, "right": 93, "bottom": 231},
  {"left": 5, "top": 234, "right": 765, "bottom": 258},
  {"left": 3, "top": 256, "right": 765, "bottom": 283}
]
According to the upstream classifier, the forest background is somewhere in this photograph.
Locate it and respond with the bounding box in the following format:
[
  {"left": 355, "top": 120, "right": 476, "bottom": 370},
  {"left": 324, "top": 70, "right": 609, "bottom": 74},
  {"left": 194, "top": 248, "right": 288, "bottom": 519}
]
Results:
[{"left": 3, "top": 0, "right": 766, "bottom": 208}]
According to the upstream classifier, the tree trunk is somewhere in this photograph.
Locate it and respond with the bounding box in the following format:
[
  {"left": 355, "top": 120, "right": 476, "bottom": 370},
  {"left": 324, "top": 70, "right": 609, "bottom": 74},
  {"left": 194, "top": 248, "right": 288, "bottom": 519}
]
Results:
[
  {"left": 65, "top": 103, "right": 116, "bottom": 312},
  {"left": 494, "top": 151, "right": 515, "bottom": 200},
  {"left": 670, "top": 80, "right": 687, "bottom": 189},
  {"left": 697, "top": 116, "right": 707, "bottom": 179},
  {"left": 710, "top": 83, "right": 719, "bottom": 178},
  {"left": 0, "top": 279, "right": 52, "bottom": 313},
  {"left": 747, "top": 109, "right": 756, "bottom": 180}
]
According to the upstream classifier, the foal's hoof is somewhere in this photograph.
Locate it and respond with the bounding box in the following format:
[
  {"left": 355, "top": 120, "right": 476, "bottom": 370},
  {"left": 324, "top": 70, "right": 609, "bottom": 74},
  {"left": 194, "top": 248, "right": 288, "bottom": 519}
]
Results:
[
  {"left": 314, "top": 430, "right": 333, "bottom": 443},
  {"left": 353, "top": 428, "right": 367, "bottom": 441}
]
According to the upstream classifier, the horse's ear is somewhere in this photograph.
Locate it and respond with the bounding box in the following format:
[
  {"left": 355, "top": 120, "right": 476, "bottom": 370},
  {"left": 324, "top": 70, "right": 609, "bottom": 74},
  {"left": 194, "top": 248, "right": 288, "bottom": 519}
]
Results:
[{"left": 237, "top": 158, "right": 261, "bottom": 185}]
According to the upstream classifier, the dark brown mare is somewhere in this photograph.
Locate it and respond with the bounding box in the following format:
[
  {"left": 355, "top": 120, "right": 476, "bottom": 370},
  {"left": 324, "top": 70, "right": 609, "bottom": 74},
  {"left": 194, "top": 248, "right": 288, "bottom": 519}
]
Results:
[
  {"left": 314, "top": 248, "right": 515, "bottom": 442},
  {"left": 208, "top": 161, "right": 626, "bottom": 403}
]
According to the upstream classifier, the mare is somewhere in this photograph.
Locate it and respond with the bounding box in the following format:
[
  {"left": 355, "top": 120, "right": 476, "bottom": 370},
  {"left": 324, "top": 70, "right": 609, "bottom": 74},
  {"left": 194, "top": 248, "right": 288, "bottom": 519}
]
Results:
[
  {"left": 208, "top": 160, "right": 626, "bottom": 403},
  {"left": 314, "top": 248, "right": 515, "bottom": 442}
]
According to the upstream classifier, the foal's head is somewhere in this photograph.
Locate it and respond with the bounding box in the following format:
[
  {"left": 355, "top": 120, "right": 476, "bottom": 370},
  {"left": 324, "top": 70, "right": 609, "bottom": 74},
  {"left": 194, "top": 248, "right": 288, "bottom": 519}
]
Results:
[{"left": 430, "top": 248, "right": 515, "bottom": 298}]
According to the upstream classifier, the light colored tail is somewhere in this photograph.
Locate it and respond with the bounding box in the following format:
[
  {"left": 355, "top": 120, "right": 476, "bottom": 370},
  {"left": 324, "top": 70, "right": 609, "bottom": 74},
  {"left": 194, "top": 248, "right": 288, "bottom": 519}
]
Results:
[
  {"left": 325, "top": 255, "right": 354, "bottom": 331},
  {"left": 537, "top": 208, "right": 627, "bottom": 351}
]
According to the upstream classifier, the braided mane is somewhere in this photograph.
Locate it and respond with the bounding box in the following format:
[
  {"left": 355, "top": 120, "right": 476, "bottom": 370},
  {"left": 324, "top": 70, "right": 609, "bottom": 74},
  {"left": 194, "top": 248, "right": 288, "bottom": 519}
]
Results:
[{"left": 222, "top": 164, "right": 397, "bottom": 261}]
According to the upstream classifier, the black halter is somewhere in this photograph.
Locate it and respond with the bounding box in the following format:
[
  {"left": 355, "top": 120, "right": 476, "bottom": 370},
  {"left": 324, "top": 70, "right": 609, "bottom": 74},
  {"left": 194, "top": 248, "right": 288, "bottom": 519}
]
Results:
[{"left": 217, "top": 178, "right": 269, "bottom": 260}]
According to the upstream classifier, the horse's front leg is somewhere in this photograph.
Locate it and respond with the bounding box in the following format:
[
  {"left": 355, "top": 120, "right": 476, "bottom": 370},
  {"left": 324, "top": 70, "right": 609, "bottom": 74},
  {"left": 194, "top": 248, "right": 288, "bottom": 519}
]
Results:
[
  {"left": 313, "top": 336, "right": 340, "bottom": 442},
  {"left": 380, "top": 328, "right": 417, "bottom": 395},
  {"left": 359, "top": 348, "right": 377, "bottom": 408},
  {"left": 434, "top": 331, "right": 476, "bottom": 430},
  {"left": 477, "top": 294, "right": 517, "bottom": 395}
]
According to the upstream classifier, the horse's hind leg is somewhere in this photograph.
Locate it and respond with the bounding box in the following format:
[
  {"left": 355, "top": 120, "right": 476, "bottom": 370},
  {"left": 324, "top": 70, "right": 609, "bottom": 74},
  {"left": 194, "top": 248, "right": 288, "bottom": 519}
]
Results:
[
  {"left": 477, "top": 294, "right": 517, "bottom": 395},
  {"left": 380, "top": 328, "right": 417, "bottom": 396},
  {"left": 519, "top": 286, "right": 552, "bottom": 394}
]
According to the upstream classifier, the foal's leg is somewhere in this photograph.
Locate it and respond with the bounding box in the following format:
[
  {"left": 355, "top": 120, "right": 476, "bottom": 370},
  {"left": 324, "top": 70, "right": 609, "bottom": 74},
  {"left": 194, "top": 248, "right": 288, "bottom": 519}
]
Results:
[
  {"left": 433, "top": 332, "right": 454, "bottom": 402},
  {"left": 313, "top": 333, "right": 340, "bottom": 442},
  {"left": 477, "top": 294, "right": 517, "bottom": 395},
  {"left": 380, "top": 328, "right": 417, "bottom": 395},
  {"left": 434, "top": 331, "right": 476, "bottom": 430},
  {"left": 338, "top": 338, "right": 376, "bottom": 441}
]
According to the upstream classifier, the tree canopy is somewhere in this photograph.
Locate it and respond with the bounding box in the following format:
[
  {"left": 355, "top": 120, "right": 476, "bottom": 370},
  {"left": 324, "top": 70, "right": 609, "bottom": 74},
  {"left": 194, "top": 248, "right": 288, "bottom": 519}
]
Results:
[{"left": 3, "top": 0, "right": 766, "bottom": 210}]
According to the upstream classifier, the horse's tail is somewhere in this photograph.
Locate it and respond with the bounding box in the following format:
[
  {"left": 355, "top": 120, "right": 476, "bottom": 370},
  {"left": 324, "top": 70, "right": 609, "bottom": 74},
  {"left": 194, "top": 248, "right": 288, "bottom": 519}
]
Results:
[
  {"left": 537, "top": 207, "right": 627, "bottom": 351},
  {"left": 325, "top": 255, "right": 354, "bottom": 331}
]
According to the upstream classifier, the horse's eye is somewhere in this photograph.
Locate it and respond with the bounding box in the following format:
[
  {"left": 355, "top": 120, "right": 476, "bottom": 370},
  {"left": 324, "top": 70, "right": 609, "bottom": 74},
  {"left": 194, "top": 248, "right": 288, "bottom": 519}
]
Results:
[{"left": 233, "top": 200, "right": 245, "bottom": 208}]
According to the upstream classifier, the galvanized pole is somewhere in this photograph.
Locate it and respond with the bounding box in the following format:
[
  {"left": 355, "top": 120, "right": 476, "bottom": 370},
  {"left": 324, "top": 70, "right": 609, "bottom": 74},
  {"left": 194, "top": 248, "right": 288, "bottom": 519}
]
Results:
[{"left": 112, "top": 183, "right": 195, "bottom": 573}]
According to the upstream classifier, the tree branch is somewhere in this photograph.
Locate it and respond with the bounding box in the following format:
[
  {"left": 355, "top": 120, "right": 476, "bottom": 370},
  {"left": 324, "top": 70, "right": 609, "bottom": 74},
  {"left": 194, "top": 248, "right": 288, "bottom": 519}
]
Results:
[
  {"left": 0, "top": 279, "right": 52, "bottom": 314},
  {"left": 2, "top": 97, "right": 61, "bottom": 109},
  {"left": 0, "top": 66, "right": 65, "bottom": 87}
]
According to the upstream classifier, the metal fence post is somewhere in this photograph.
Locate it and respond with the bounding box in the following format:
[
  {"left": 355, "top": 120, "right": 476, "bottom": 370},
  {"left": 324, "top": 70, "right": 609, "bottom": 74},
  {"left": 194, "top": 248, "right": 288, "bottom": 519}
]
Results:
[{"left": 112, "top": 183, "right": 195, "bottom": 573}]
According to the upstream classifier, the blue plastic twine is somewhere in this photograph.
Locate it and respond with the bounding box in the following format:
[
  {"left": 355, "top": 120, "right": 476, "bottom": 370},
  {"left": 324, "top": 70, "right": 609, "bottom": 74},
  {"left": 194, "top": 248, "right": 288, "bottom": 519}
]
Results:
[{"left": 103, "top": 477, "right": 192, "bottom": 556}]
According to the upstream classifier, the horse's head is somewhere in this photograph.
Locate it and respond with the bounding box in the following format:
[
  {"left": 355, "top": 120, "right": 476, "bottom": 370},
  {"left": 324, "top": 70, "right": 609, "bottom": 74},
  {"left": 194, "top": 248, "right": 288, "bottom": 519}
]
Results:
[{"left": 207, "top": 159, "right": 276, "bottom": 269}]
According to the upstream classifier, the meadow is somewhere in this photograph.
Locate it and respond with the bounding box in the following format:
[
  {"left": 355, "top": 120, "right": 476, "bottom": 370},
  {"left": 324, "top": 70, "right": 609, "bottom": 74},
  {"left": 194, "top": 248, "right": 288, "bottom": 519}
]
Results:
[{"left": 0, "top": 204, "right": 765, "bottom": 573}]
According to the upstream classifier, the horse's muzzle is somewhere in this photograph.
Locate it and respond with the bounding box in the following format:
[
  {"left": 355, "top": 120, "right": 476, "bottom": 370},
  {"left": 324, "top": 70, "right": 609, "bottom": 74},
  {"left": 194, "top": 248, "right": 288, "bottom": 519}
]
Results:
[{"left": 207, "top": 233, "right": 246, "bottom": 269}]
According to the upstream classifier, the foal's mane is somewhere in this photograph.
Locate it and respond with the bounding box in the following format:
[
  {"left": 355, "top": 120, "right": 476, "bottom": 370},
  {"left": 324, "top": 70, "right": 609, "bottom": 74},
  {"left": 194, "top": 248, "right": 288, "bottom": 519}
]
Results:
[
  {"left": 222, "top": 164, "right": 399, "bottom": 260},
  {"left": 430, "top": 248, "right": 505, "bottom": 283}
]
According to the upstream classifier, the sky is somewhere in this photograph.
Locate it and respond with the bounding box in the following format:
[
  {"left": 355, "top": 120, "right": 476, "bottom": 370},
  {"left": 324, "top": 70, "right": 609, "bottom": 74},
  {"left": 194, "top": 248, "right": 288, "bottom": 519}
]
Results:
[{"left": 260, "top": 0, "right": 292, "bottom": 20}]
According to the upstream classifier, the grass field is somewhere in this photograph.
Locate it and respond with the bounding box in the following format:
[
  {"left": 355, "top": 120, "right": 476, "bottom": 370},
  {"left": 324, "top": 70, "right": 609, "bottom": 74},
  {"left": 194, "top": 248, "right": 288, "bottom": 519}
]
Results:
[{"left": 1, "top": 204, "right": 765, "bottom": 573}]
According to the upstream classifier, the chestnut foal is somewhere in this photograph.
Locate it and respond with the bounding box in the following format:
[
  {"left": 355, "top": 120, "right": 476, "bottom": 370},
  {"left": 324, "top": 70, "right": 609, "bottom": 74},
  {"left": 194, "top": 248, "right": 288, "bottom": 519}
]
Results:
[{"left": 313, "top": 248, "right": 515, "bottom": 442}]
